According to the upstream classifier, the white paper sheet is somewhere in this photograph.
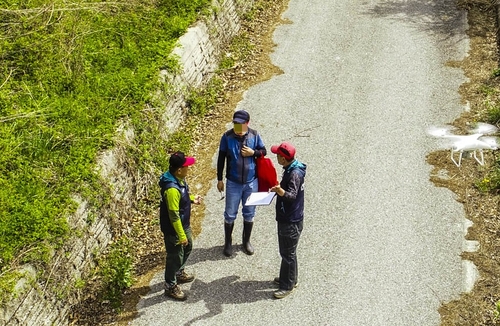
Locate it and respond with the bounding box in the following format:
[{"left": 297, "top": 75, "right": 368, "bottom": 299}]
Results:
[{"left": 244, "top": 192, "right": 277, "bottom": 206}]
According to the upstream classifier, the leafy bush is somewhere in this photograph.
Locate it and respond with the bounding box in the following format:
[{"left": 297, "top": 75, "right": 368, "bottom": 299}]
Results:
[
  {"left": 0, "top": 0, "right": 211, "bottom": 272},
  {"left": 99, "top": 237, "right": 133, "bottom": 308},
  {"left": 476, "top": 161, "right": 500, "bottom": 193}
]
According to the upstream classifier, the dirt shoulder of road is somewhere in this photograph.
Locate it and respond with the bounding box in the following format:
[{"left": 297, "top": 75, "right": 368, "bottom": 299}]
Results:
[
  {"left": 71, "top": 1, "right": 500, "bottom": 325},
  {"left": 437, "top": 2, "right": 500, "bottom": 325}
]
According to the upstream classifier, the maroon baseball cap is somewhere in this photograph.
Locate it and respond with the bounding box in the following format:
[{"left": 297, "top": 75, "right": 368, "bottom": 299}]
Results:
[
  {"left": 169, "top": 151, "right": 196, "bottom": 169},
  {"left": 271, "top": 142, "right": 296, "bottom": 160}
]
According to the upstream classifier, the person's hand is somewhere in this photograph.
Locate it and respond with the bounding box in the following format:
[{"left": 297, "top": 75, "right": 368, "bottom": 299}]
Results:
[
  {"left": 217, "top": 180, "right": 224, "bottom": 192},
  {"left": 241, "top": 145, "right": 255, "bottom": 157},
  {"left": 193, "top": 195, "right": 203, "bottom": 205},
  {"left": 270, "top": 185, "right": 285, "bottom": 196},
  {"left": 178, "top": 239, "right": 188, "bottom": 246}
]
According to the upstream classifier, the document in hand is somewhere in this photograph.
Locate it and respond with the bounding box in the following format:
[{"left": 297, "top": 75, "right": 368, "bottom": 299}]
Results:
[{"left": 244, "top": 192, "right": 276, "bottom": 206}]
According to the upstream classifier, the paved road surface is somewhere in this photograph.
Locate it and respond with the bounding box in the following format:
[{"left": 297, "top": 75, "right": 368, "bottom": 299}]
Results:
[{"left": 132, "top": 0, "right": 473, "bottom": 325}]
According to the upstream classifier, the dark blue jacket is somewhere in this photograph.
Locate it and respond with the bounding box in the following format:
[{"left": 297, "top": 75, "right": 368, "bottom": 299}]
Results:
[
  {"left": 217, "top": 128, "right": 266, "bottom": 184},
  {"left": 276, "top": 160, "right": 306, "bottom": 223}
]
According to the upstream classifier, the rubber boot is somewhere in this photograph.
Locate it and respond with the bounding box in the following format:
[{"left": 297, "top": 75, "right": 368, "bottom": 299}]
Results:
[
  {"left": 242, "top": 221, "right": 254, "bottom": 255},
  {"left": 223, "top": 222, "right": 234, "bottom": 257}
]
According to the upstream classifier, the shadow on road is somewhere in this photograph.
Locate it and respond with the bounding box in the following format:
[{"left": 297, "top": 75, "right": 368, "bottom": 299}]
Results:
[
  {"left": 135, "top": 276, "right": 275, "bottom": 325},
  {"left": 183, "top": 276, "right": 275, "bottom": 325},
  {"left": 188, "top": 245, "right": 252, "bottom": 264},
  {"left": 363, "top": 0, "right": 468, "bottom": 41}
]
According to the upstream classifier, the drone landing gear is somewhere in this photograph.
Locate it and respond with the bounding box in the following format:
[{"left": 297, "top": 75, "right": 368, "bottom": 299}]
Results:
[{"left": 450, "top": 150, "right": 485, "bottom": 167}]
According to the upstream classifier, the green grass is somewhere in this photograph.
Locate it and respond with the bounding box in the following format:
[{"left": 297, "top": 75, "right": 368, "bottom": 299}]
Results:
[
  {"left": 473, "top": 70, "right": 500, "bottom": 193},
  {"left": 99, "top": 237, "right": 134, "bottom": 308},
  {"left": 0, "top": 0, "right": 211, "bottom": 275}
]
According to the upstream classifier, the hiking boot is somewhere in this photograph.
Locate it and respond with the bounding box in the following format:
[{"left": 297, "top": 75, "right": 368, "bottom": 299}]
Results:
[
  {"left": 176, "top": 270, "right": 195, "bottom": 284},
  {"left": 274, "top": 277, "right": 298, "bottom": 288},
  {"left": 273, "top": 288, "right": 294, "bottom": 299},
  {"left": 164, "top": 283, "right": 187, "bottom": 301}
]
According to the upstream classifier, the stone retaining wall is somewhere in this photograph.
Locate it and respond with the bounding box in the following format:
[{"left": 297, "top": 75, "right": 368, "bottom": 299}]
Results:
[{"left": 0, "top": 0, "right": 254, "bottom": 324}]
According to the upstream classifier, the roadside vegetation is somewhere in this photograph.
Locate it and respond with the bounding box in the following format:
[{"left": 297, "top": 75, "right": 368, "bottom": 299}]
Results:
[
  {"left": 0, "top": 0, "right": 212, "bottom": 306},
  {"left": 436, "top": 0, "right": 500, "bottom": 325},
  {"left": 475, "top": 62, "right": 500, "bottom": 193}
]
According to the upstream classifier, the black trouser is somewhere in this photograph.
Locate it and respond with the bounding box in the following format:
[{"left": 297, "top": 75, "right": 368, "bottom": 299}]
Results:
[
  {"left": 164, "top": 227, "right": 193, "bottom": 285},
  {"left": 277, "top": 221, "right": 303, "bottom": 290}
]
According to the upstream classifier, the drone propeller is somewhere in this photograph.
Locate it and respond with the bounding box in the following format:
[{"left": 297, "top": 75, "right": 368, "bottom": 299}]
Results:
[
  {"left": 426, "top": 126, "right": 482, "bottom": 143},
  {"left": 477, "top": 136, "right": 500, "bottom": 150},
  {"left": 428, "top": 122, "right": 498, "bottom": 138},
  {"left": 427, "top": 125, "right": 458, "bottom": 138},
  {"left": 467, "top": 122, "right": 499, "bottom": 135}
]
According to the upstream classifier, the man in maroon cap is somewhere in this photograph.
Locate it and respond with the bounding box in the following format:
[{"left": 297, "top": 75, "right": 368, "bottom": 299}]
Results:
[
  {"left": 270, "top": 142, "right": 307, "bottom": 299},
  {"left": 159, "top": 151, "right": 203, "bottom": 301}
]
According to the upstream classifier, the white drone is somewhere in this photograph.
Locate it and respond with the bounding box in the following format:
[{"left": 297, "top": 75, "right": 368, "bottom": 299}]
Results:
[{"left": 427, "top": 122, "right": 499, "bottom": 167}]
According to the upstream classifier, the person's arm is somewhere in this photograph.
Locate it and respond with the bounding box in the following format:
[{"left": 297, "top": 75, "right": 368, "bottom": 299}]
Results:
[
  {"left": 217, "top": 134, "right": 228, "bottom": 181},
  {"left": 217, "top": 150, "right": 226, "bottom": 181},
  {"left": 165, "top": 188, "right": 187, "bottom": 244},
  {"left": 282, "top": 173, "right": 301, "bottom": 201},
  {"left": 217, "top": 150, "right": 227, "bottom": 192},
  {"left": 254, "top": 134, "right": 267, "bottom": 158},
  {"left": 190, "top": 194, "right": 203, "bottom": 205},
  {"left": 272, "top": 173, "right": 301, "bottom": 201},
  {"left": 242, "top": 134, "right": 267, "bottom": 158},
  {"left": 253, "top": 147, "right": 266, "bottom": 158}
]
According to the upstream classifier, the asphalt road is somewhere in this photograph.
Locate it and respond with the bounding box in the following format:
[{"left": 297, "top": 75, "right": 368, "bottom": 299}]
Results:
[{"left": 132, "top": 0, "right": 473, "bottom": 325}]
